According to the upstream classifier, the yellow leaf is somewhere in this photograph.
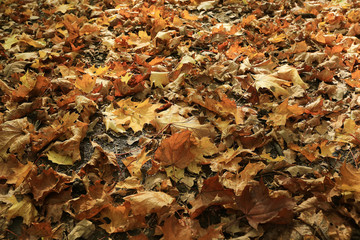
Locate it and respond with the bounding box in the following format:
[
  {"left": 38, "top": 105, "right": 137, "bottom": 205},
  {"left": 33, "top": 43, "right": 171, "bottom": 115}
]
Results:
[
  {"left": 3, "top": 34, "right": 18, "bottom": 50},
  {"left": 165, "top": 166, "right": 185, "bottom": 182},
  {"left": 56, "top": 4, "right": 75, "bottom": 13},
  {"left": 3, "top": 195, "right": 38, "bottom": 225},
  {"left": 75, "top": 74, "right": 96, "bottom": 93},
  {"left": 138, "top": 31, "right": 151, "bottom": 42},
  {"left": 261, "top": 152, "right": 285, "bottom": 162},
  {"left": 46, "top": 151, "right": 74, "bottom": 165},
  {"left": 268, "top": 33, "right": 286, "bottom": 43},
  {"left": 150, "top": 72, "right": 169, "bottom": 88},
  {"left": 253, "top": 74, "right": 290, "bottom": 98},
  {"left": 122, "top": 148, "right": 151, "bottom": 179},
  {"left": 19, "top": 34, "right": 46, "bottom": 48},
  {"left": 20, "top": 71, "right": 36, "bottom": 89},
  {"left": 121, "top": 73, "right": 132, "bottom": 84},
  {"left": 104, "top": 99, "right": 161, "bottom": 133}
]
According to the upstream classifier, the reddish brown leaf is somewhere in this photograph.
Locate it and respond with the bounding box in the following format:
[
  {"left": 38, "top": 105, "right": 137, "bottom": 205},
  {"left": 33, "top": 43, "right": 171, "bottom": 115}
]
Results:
[
  {"left": 161, "top": 215, "right": 193, "bottom": 240},
  {"left": 154, "top": 130, "right": 195, "bottom": 169},
  {"left": 190, "top": 175, "right": 234, "bottom": 218},
  {"left": 234, "top": 181, "right": 295, "bottom": 229},
  {"left": 28, "top": 167, "right": 70, "bottom": 202}
]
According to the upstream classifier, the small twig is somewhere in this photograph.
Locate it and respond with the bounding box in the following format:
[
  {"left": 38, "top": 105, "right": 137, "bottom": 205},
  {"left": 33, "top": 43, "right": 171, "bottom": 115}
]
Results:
[
  {"left": 5, "top": 229, "right": 18, "bottom": 238},
  {"left": 349, "top": 148, "right": 358, "bottom": 169}
]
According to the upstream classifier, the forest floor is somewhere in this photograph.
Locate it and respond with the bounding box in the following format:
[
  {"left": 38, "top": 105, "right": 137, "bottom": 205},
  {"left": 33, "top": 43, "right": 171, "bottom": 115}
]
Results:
[{"left": 1, "top": 0, "right": 360, "bottom": 239}]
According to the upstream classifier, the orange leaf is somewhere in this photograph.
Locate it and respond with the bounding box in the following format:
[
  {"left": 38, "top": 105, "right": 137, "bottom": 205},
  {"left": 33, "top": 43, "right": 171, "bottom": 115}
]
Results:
[
  {"left": 161, "top": 216, "right": 192, "bottom": 240},
  {"left": 182, "top": 10, "right": 198, "bottom": 21},
  {"left": 154, "top": 130, "right": 195, "bottom": 169},
  {"left": 352, "top": 69, "right": 360, "bottom": 80},
  {"left": 75, "top": 74, "right": 96, "bottom": 93}
]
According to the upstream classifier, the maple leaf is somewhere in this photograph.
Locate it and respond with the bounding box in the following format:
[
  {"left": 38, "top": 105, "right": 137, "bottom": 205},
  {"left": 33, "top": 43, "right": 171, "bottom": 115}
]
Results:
[
  {"left": 161, "top": 215, "right": 193, "bottom": 240},
  {"left": 336, "top": 163, "right": 360, "bottom": 196},
  {"left": 66, "top": 180, "right": 112, "bottom": 220},
  {"left": 122, "top": 148, "right": 151, "bottom": 180},
  {"left": 103, "top": 98, "right": 161, "bottom": 133},
  {"left": 23, "top": 222, "right": 56, "bottom": 239},
  {"left": 46, "top": 121, "right": 88, "bottom": 165},
  {"left": 123, "top": 191, "right": 176, "bottom": 216},
  {"left": 152, "top": 104, "right": 216, "bottom": 138},
  {"left": 75, "top": 74, "right": 96, "bottom": 93},
  {"left": 28, "top": 168, "right": 70, "bottom": 202},
  {"left": 190, "top": 175, "right": 235, "bottom": 218},
  {"left": 154, "top": 130, "right": 195, "bottom": 169},
  {"left": 0, "top": 117, "right": 33, "bottom": 158},
  {"left": 79, "top": 142, "right": 120, "bottom": 183},
  {"left": 267, "top": 98, "right": 305, "bottom": 126},
  {"left": 0, "top": 156, "right": 34, "bottom": 187},
  {"left": 254, "top": 65, "right": 308, "bottom": 98},
  {"left": 234, "top": 181, "right": 295, "bottom": 229},
  {"left": 221, "top": 162, "right": 266, "bottom": 195},
  {"left": 0, "top": 194, "right": 38, "bottom": 225},
  {"left": 99, "top": 204, "right": 145, "bottom": 233}
]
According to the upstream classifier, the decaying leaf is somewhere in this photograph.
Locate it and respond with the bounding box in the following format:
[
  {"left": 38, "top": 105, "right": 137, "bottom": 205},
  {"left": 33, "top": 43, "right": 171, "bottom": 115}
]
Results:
[
  {"left": 0, "top": 117, "right": 33, "bottom": 158},
  {"left": 154, "top": 130, "right": 195, "bottom": 169},
  {"left": 234, "top": 181, "right": 295, "bottom": 229},
  {"left": 124, "top": 191, "right": 176, "bottom": 216}
]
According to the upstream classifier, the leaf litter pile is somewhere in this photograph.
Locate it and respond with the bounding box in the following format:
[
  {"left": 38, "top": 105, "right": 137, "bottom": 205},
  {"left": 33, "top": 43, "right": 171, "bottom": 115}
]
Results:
[{"left": 2, "top": 0, "right": 360, "bottom": 239}]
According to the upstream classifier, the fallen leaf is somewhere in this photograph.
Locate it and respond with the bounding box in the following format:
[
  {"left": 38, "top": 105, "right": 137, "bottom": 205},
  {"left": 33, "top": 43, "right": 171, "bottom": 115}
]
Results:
[
  {"left": 104, "top": 98, "right": 161, "bottom": 133},
  {"left": 75, "top": 74, "right": 96, "bottom": 93},
  {"left": 161, "top": 215, "right": 193, "bottom": 240},
  {"left": 99, "top": 204, "right": 145, "bottom": 233},
  {"left": 154, "top": 130, "right": 195, "bottom": 169},
  {"left": 190, "top": 175, "right": 234, "bottom": 218},
  {"left": 234, "top": 181, "right": 295, "bottom": 229},
  {"left": 0, "top": 194, "right": 38, "bottom": 225},
  {"left": 68, "top": 219, "right": 95, "bottom": 240},
  {"left": 0, "top": 117, "right": 33, "bottom": 158},
  {"left": 124, "top": 191, "right": 175, "bottom": 216}
]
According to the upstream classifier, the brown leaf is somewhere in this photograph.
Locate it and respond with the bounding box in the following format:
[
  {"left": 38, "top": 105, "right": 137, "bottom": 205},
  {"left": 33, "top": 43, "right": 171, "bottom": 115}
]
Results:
[
  {"left": 161, "top": 215, "right": 193, "bottom": 240},
  {"left": 0, "top": 117, "right": 33, "bottom": 158},
  {"left": 67, "top": 181, "right": 112, "bottom": 220},
  {"left": 79, "top": 142, "right": 119, "bottom": 183},
  {"left": 154, "top": 130, "right": 195, "bottom": 169},
  {"left": 99, "top": 204, "right": 145, "bottom": 233},
  {"left": 0, "top": 155, "right": 34, "bottom": 187},
  {"left": 234, "top": 181, "right": 295, "bottom": 229},
  {"left": 28, "top": 168, "right": 70, "bottom": 202},
  {"left": 190, "top": 175, "right": 234, "bottom": 218},
  {"left": 337, "top": 162, "right": 360, "bottom": 194}
]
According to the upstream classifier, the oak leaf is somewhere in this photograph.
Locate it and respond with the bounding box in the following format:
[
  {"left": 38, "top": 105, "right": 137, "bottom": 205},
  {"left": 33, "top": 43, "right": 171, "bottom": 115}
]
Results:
[{"left": 154, "top": 130, "right": 195, "bottom": 169}]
